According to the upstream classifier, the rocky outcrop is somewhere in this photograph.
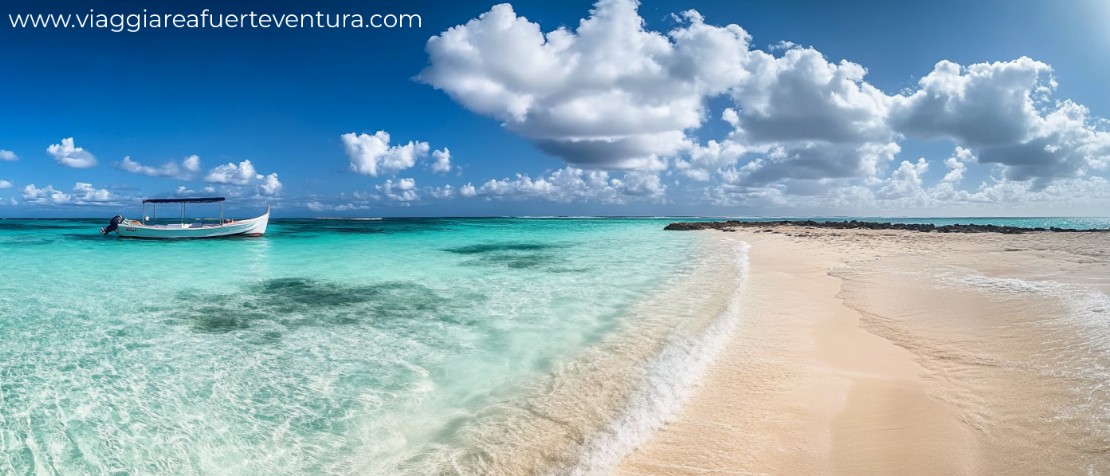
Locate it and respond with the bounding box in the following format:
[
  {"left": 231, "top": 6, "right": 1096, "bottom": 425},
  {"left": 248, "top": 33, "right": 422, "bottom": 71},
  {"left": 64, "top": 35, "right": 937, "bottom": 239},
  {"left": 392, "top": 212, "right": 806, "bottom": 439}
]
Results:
[{"left": 663, "top": 220, "right": 1107, "bottom": 234}]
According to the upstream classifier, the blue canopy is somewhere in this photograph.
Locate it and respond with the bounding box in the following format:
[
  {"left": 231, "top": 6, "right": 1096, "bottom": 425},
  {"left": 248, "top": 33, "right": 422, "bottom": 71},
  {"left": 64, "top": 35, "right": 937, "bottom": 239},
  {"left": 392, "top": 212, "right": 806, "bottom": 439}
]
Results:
[{"left": 142, "top": 197, "right": 225, "bottom": 204}]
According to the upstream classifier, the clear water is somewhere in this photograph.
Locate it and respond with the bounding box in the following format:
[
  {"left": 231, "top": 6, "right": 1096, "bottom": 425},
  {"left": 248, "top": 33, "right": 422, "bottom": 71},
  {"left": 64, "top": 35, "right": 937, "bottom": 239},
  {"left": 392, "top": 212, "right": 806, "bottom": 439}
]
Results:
[
  {"left": 2, "top": 216, "right": 1104, "bottom": 474},
  {"left": 0, "top": 218, "right": 706, "bottom": 474}
]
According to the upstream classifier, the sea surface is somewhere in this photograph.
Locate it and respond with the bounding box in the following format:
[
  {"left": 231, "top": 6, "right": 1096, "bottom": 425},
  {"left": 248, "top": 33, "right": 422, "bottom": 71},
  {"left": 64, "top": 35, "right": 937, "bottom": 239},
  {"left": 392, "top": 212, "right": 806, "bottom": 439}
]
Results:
[
  {"left": 0, "top": 217, "right": 746, "bottom": 474},
  {"left": 0, "top": 216, "right": 1105, "bottom": 474}
]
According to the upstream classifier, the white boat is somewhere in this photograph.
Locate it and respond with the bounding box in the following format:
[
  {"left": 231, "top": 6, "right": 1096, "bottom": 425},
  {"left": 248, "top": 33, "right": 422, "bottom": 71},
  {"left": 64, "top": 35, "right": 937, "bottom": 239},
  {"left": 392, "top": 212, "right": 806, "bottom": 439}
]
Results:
[{"left": 101, "top": 197, "right": 269, "bottom": 239}]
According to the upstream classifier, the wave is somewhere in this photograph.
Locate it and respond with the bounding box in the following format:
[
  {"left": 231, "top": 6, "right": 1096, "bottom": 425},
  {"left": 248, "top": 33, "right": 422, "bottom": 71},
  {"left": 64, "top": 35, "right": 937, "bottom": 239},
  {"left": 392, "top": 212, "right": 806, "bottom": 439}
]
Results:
[
  {"left": 567, "top": 240, "right": 750, "bottom": 473},
  {"left": 395, "top": 237, "right": 750, "bottom": 474}
]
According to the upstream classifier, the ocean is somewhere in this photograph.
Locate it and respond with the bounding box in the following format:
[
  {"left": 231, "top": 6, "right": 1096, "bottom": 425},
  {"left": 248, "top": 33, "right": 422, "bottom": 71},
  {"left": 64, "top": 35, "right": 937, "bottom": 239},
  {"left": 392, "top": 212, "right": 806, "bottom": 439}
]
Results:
[
  {"left": 0, "top": 217, "right": 746, "bottom": 474},
  {"left": 0, "top": 216, "right": 1105, "bottom": 474}
]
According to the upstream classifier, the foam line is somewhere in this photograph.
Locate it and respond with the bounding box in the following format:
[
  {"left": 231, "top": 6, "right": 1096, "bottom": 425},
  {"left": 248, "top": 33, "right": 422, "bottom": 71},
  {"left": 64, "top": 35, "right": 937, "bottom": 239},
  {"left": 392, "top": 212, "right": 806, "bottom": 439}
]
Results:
[{"left": 567, "top": 240, "right": 751, "bottom": 474}]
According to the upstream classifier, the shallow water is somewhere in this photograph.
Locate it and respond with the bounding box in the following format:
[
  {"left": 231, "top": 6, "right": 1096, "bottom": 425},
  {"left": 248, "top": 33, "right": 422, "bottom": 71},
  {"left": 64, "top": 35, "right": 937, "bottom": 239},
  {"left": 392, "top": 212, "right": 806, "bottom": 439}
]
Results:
[
  {"left": 835, "top": 235, "right": 1110, "bottom": 474},
  {"left": 0, "top": 218, "right": 727, "bottom": 474}
]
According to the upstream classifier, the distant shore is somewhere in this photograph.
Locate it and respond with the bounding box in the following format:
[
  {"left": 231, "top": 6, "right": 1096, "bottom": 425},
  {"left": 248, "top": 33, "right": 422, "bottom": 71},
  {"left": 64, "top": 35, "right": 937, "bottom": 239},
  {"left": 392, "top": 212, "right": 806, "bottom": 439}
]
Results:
[
  {"left": 619, "top": 225, "right": 1109, "bottom": 474},
  {"left": 664, "top": 219, "right": 1110, "bottom": 233}
]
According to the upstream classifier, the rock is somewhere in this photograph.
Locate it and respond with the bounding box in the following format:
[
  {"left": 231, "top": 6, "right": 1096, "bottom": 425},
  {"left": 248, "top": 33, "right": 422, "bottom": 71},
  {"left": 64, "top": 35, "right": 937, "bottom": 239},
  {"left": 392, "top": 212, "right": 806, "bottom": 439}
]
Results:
[{"left": 663, "top": 220, "right": 1108, "bottom": 234}]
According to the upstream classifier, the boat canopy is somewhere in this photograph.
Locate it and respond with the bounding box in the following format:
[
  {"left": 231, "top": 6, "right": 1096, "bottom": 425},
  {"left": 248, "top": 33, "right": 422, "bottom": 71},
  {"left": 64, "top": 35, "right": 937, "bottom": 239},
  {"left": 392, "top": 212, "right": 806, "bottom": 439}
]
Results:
[{"left": 142, "top": 197, "right": 225, "bottom": 204}]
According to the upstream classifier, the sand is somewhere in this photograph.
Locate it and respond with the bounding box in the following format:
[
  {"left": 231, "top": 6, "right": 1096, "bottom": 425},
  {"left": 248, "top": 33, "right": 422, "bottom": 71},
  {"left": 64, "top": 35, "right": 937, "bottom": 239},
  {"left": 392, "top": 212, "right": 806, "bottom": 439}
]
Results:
[{"left": 617, "top": 227, "right": 1109, "bottom": 474}]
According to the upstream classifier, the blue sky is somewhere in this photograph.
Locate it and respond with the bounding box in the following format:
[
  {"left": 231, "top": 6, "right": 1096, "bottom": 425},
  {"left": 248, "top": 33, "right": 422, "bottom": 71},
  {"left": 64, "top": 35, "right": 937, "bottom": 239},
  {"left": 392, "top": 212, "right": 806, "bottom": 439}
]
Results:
[{"left": 2, "top": 0, "right": 1108, "bottom": 217}]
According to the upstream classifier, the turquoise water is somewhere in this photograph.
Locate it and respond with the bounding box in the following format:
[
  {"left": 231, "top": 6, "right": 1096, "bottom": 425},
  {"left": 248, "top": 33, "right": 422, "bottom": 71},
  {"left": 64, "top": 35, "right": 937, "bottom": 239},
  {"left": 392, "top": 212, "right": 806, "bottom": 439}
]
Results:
[
  {"left": 2, "top": 216, "right": 1104, "bottom": 474},
  {"left": 0, "top": 218, "right": 713, "bottom": 474}
]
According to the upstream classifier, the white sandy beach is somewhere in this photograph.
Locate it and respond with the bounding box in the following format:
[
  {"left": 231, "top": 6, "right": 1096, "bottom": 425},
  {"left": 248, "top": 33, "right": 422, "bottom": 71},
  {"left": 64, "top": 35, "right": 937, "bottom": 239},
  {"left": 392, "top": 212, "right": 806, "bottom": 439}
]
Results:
[{"left": 619, "top": 227, "right": 1109, "bottom": 474}]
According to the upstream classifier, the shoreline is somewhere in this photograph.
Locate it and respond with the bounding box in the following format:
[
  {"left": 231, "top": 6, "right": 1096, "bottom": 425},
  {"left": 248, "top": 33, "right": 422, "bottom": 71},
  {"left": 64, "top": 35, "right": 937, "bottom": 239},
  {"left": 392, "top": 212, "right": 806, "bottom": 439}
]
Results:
[
  {"left": 391, "top": 233, "right": 750, "bottom": 474},
  {"left": 664, "top": 219, "right": 1110, "bottom": 233},
  {"left": 619, "top": 226, "right": 1109, "bottom": 473}
]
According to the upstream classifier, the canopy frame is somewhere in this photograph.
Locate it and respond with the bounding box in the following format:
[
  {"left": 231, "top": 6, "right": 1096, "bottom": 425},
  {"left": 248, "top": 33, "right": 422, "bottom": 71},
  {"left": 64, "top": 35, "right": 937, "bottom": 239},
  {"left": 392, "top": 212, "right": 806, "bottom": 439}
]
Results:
[{"left": 141, "top": 197, "right": 225, "bottom": 225}]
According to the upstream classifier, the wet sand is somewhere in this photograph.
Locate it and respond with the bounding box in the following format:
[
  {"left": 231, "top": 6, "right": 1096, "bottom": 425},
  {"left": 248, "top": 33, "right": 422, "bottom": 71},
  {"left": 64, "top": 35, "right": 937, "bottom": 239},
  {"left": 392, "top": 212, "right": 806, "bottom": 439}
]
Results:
[{"left": 618, "top": 227, "right": 1109, "bottom": 474}]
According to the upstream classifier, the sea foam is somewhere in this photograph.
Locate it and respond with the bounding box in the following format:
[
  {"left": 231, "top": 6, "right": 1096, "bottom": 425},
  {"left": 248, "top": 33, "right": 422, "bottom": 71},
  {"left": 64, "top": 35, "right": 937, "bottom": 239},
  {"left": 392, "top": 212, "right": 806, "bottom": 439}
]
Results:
[{"left": 567, "top": 240, "right": 751, "bottom": 474}]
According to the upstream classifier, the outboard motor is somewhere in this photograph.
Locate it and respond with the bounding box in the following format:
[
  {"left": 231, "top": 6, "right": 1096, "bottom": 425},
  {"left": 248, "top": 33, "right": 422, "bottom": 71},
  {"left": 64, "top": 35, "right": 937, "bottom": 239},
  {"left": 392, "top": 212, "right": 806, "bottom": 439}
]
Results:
[{"left": 100, "top": 215, "right": 124, "bottom": 235}]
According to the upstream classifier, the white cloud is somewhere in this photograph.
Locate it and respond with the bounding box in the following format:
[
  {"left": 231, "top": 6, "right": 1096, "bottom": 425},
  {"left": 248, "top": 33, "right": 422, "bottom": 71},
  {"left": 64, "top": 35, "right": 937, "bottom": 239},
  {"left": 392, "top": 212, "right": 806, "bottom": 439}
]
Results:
[
  {"left": 467, "top": 167, "right": 664, "bottom": 203},
  {"left": 174, "top": 185, "right": 217, "bottom": 196},
  {"left": 942, "top": 147, "right": 974, "bottom": 183},
  {"left": 341, "top": 131, "right": 451, "bottom": 177},
  {"left": 876, "top": 158, "right": 929, "bottom": 201},
  {"left": 890, "top": 58, "right": 1109, "bottom": 186},
  {"left": 205, "top": 159, "right": 258, "bottom": 185},
  {"left": 22, "top": 182, "right": 114, "bottom": 205},
  {"left": 679, "top": 136, "right": 755, "bottom": 181},
  {"left": 23, "top": 184, "right": 69, "bottom": 205},
  {"left": 183, "top": 155, "right": 201, "bottom": 172},
  {"left": 731, "top": 48, "right": 892, "bottom": 146},
  {"left": 890, "top": 58, "right": 1050, "bottom": 147},
  {"left": 430, "top": 184, "right": 455, "bottom": 199},
  {"left": 431, "top": 148, "right": 452, "bottom": 173},
  {"left": 422, "top": 1, "right": 897, "bottom": 183},
  {"left": 421, "top": 1, "right": 752, "bottom": 170},
  {"left": 421, "top": 0, "right": 1110, "bottom": 210},
  {"left": 72, "top": 182, "right": 112, "bottom": 202},
  {"left": 118, "top": 154, "right": 201, "bottom": 180},
  {"left": 204, "top": 159, "right": 283, "bottom": 196},
  {"left": 46, "top": 138, "right": 97, "bottom": 168},
  {"left": 720, "top": 141, "right": 901, "bottom": 189},
  {"left": 0, "top": 180, "right": 12, "bottom": 189},
  {"left": 258, "top": 173, "right": 283, "bottom": 196},
  {"left": 306, "top": 200, "right": 370, "bottom": 212},
  {"left": 0, "top": 150, "right": 17, "bottom": 161},
  {"left": 376, "top": 177, "right": 419, "bottom": 202}
]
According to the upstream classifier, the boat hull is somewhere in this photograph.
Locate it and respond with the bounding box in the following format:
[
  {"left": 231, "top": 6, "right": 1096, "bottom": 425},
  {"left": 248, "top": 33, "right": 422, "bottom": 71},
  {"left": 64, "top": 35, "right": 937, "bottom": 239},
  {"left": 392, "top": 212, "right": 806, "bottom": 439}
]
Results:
[{"left": 115, "top": 211, "right": 269, "bottom": 239}]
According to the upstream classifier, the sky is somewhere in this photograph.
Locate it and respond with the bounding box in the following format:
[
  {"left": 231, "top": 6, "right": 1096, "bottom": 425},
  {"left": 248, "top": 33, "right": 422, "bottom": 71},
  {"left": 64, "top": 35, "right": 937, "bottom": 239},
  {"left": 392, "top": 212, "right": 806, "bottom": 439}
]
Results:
[{"left": 1, "top": 0, "right": 1109, "bottom": 217}]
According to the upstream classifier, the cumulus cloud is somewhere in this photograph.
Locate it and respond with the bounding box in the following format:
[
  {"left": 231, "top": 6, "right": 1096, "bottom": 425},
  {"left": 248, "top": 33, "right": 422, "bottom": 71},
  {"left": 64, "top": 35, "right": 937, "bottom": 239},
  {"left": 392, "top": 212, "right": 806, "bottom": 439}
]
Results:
[
  {"left": 732, "top": 48, "right": 891, "bottom": 145},
  {"left": 0, "top": 150, "right": 17, "bottom": 161},
  {"left": 23, "top": 184, "right": 69, "bottom": 205},
  {"left": 306, "top": 200, "right": 370, "bottom": 212},
  {"left": 728, "top": 141, "right": 901, "bottom": 188},
  {"left": 431, "top": 148, "right": 452, "bottom": 173},
  {"left": 22, "top": 182, "right": 114, "bottom": 205},
  {"left": 204, "top": 159, "right": 283, "bottom": 196},
  {"left": 72, "top": 182, "right": 112, "bottom": 202},
  {"left": 46, "top": 138, "right": 97, "bottom": 168},
  {"left": 421, "top": 1, "right": 898, "bottom": 185},
  {"left": 463, "top": 167, "right": 665, "bottom": 203},
  {"left": 942, "top": 147, "right": 975, "bottom": 183},
  {"left": 0, "top": 180, "right": 12, "bottom": 189},
  {"left": 890, "top": 58, "right": 1050, "bottom": 147},
  {"left": 977, "top": 100, "right": 1110, "bottom": 186},
  {"left": 376, "top": 177, "right": 419, "bottom": 202},
  {"left": 421, "top": 1, "right": 752, "bottom": 170},
  {"left": 118, "top": 154, "right": 201, "bottom": 180},
  {"left": 890, "top": 58, "right": 1109, "bottom": 186},
  {"left": 341, "top": 131, "right": 451, "bottom": 177},
  {"left": 430, "top": 184, "right": 455, "bottom": 199},
  {"left": 258, "top": 173, "right": 283, "bottom": 196},
  {"left": 205, "top": 160, "right": 259, "bottom": 185},
  {"left": 877, "top": 158, "right": 929, "bottom": 201},
  {"left": 421, "top": 0, "right": 1109, "bottom": 210}
]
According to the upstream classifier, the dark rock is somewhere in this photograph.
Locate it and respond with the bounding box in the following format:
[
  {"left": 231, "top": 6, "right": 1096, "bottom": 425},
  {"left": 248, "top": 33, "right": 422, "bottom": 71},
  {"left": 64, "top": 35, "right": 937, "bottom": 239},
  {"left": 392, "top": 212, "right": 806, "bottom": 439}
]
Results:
[{"left": 663, "top": 220, "right": 1108, "bottom": 234}]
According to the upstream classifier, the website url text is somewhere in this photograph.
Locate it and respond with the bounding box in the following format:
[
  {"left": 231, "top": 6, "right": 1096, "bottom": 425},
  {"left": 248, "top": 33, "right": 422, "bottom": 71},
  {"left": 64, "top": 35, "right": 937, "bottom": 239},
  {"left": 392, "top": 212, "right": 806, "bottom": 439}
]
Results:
[{"left": 7, "top": 9, "right": 422, "bottom": 33}]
